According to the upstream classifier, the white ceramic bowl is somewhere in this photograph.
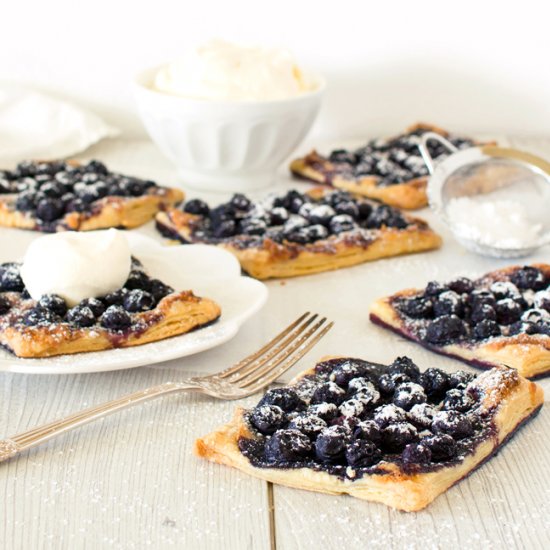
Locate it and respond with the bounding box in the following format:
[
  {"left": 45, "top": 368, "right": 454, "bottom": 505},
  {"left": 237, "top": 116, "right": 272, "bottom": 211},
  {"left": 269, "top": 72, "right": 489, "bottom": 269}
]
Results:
[{"left": 133, "top": 66, "right": 325, "bottom": 192}]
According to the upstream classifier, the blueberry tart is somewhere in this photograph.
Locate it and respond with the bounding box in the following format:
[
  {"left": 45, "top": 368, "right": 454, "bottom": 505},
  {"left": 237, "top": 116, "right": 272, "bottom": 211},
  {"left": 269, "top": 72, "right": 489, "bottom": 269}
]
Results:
[
  {"left": 369, "top": 264, "right": 550, "bottom": 378},
  {"left": 290, "top": 123, "right": 489, "bottom": 209},
  {"left": 0, "top": 258, "right": 220, "bottom": 358},
  {"left": 0, "top": 159, "right": 184, "bottom": 232},
  {"left": 155, "top": 187, "right": 441, "bottom": 279},
  {"left": 195, "top": 355, "right": 543, "bottom": 511}
]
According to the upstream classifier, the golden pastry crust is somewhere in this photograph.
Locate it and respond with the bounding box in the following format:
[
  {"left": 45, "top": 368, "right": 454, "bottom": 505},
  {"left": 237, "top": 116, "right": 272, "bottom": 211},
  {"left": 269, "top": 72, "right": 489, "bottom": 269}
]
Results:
[
  {"left": 0, "top": 291, "right": 221, "bottom": 358},
  {"left": 0, "top": 160, "right": 184, "bottom": 232},
  {"left": 290, "top": 123, "right": 493, "bottom": 210},
  {"left": 369, "top": 264, "right": 550, "bottom": 379},
  {"left": 195, "top": 359, "right": 543, "bottom": 512},
  {"left": 155, "top": 188, "right": 442, "bottom": 280}
]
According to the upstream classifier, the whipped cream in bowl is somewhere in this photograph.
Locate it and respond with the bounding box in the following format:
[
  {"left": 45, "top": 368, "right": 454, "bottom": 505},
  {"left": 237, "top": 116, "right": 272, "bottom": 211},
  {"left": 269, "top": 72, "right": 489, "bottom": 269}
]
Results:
[
  {"left": 134, "top": 39, "right": 325, "bottom": 192},
  {"left": 21, "top": 229, "right": 132, "bottom": 306}
]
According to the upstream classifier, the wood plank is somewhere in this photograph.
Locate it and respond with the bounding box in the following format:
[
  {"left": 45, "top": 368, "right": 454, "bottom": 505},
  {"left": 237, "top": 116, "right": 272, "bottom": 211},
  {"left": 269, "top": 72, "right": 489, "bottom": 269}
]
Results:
[{"left": 0, "top": 367, "right": 271, "bottom": 549}]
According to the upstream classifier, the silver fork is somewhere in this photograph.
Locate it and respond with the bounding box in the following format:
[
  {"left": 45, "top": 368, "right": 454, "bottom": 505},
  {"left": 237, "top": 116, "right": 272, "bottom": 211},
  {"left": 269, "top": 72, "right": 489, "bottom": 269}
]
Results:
[{"left": 0, "top": 312, "right": 332, "bottom": 463}]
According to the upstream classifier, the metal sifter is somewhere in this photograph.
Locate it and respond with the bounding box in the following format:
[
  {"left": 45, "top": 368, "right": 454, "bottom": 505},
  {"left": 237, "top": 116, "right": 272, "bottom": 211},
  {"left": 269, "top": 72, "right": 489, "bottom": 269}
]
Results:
[{"left": 418, "top": 133, "right": 550, "bottom": 258}]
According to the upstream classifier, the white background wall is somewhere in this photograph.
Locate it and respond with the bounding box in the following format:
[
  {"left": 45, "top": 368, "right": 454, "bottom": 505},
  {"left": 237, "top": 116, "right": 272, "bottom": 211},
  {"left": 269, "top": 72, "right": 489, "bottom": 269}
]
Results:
[{"left": 1, "top": 0, "right": 549, "bottom": 141}]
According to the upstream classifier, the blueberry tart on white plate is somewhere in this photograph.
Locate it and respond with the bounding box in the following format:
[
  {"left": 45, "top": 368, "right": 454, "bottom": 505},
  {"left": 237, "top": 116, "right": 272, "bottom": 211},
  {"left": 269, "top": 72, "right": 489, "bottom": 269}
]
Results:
[
  {"left": 0, "top": 159, "right": 184, "bottom": 232},
  {"left": 0, "top": 257, "right": 220, "bottom": 358},
  {"left": 290, "top": 123, "right": 490, "bottom": 210},
  {"left": 369, "top": 264, "right": 550, "bottom": 379},
  {"left": 195, "top": 355, "right": 543, "bottom": 511},
  {"left": 155, "top": 187, "right": 441, "bottom": 280}
]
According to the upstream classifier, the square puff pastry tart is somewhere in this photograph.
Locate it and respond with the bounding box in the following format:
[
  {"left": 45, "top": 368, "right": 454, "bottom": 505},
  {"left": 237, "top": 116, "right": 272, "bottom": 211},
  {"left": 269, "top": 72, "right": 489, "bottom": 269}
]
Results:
[
  {"left": 156, "top": 187, "right": 441, "bottom": 280},
  {"left": 195, "top": 356, "right": 543, "bottom": 512},
  {"left": 0, "top": 159, "right": 184, "bottom": 232},
  {"left": 0, "top": 258, "right": 220, "bottom": 358},
  {"left": 290, "top": 123, "right": 489, "bottom": 210},
  {"left": 369, "top": 264, "right": 550, "bottom": 379}
]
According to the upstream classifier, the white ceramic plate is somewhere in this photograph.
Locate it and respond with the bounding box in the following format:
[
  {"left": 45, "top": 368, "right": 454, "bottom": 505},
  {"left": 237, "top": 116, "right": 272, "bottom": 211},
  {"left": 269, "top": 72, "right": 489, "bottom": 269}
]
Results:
[{"left": 0, "top": 232, "right": 268, "bottom": 374}]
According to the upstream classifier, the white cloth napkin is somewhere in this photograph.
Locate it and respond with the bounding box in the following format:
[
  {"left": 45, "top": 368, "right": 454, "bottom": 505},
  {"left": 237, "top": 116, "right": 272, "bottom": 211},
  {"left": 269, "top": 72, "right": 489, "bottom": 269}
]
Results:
[{"left": 0, "top": 85, "right": 119, "bottom": 167}]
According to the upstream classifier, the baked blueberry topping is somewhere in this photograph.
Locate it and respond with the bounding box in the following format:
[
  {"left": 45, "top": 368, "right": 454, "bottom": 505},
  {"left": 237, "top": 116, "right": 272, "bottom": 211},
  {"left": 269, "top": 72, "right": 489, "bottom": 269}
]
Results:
[
  {"left": 448, "top": 277, "right": 475, "bottom": 295},
  {"left": 473, "top": 319, "right": 501, "bottom": 340},
  {"left": 0, "top": 295, "right": 11, "bottom": 315},
  {"left": 511, "top": 266, "right": 546, "bottom": 290},
  {"left": 100, "top": 305, "right": 132, "bottom": 330},
  {"left": 38, "top": 294, "right": 68, "bottom": 317},
  {"left": 238, "top": 357, "right": 494, "bottom": 479},
  {"left": 397, "top": 296, "right": 433, "bottom": 319},
  {"left": 378, "top": 372, "right": 411, "bottom": 395},
  {"left": 123, "top": 289, "right": 155, "bottom": 313},
  {"left": 433, "top": 291, "right": 464, "bottom": 317},
  {"left": 23, "top": 306, "right": 60, "bottom": 326},
  {"left": 184, "top": 198, "right": 210, "bottom": 216},
  {"left": 78, "top": 297, "right": 105, "bottom": 317},
  {"left": 265, "top": 429, "right": 312, "bottom": 462}
]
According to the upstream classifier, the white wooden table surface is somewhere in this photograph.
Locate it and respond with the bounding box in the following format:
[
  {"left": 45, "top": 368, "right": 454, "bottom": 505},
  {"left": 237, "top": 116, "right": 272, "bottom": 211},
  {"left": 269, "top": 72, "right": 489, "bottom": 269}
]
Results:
[{"left": 1, "top": 137, "right": 549, "bottom": 550}]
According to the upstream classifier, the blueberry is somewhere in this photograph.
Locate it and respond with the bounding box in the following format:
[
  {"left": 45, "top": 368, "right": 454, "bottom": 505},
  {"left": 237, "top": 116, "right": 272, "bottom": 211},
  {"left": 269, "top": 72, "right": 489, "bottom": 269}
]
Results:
[
  {"left": 339, "top": 398, "right": 365, "bottom": 418},
  {"left": 345, "top": 439, "right": 381, "bottom": 467},
  {"left": 419, "top": 368, "right": 450, "bottom": 398},
  {"left": 230, "top": 193, "right": 252, "bottom": 211},
  {"left": 210, "top": 204, "right": 236, "bottom": 225},
  {"left": 265, "top": 429, "right": 312, "bottom": 462},
  {"left": 329, "top": 149, "right": 357, "bottom": 164},
  {"left": 473, "top": 319, "right": 501, "bottom": 340},
  {"left": 398, "top": 296, "right": 433, "bottom": 319},
  {"left": 469, "top": 289, "right": 496, "bottom": 309},
  {"left": 184, "top": 199, "right": 210, "bottom": 216},
  {"left": 23, "top": 306, "right": 59, "bottom": 326},
  {"left": 40, "top": 182, "right": 65, "bottom": 198},
  {"left": 250, "top": 404, "right": 286, "bottom": 434},
  {"left": 432, "top": 410, "right": 473, "bottom": 439},
  {"left": 38, "top": 294, "right": 67, "bottom": 317},
  {"left": 66, "top": 305, "right": 96, "bottom": 328},
  {"left": 353, "top": 420, "right": 382, "bottom": 443},
  {"left": 382, "top": 422, "right": 418, "bottom": 452},
  {"left": 36, "top": 198, "right": 64, "bottom": 221},
  {"left": 85, "top": 160, "right": 109, "bottom": 175},
  {"left": 305, "top": 224, "right": 329, "bottom": 242},
  {"left": 421, "top": 434, "right": 457, "bottom": 461},
  {"left": 102, "top": 288, "right": 129, "bottom": 306},
  {"left": 77, "top": 298, "right": 105, "bottom": 317},
  {"left": 124, "top": 270, "right": 151, "bottom": 291},
  {"left": 212, "top": 219, "right": 237, "bottom": 238},
  {"left": 0, "top": 263, "right": 25, "bottom": 292},
  {"left": 329, "top": 214, "right": 356, "bottom": 234},
  {"left": 268, "top": 207, "right": 289, "bottom": 226},
  {"left": 373, "top": 404, "right": 408, "bottom": 428},
  {"left": 122, "top": 179, "right": 146, "bottom": 197},
  {"left": 315, "top": 425, "right": 349, "bottom": 462},
  {"left": 331, "top": 361, "right": 370, "bottom": 388},
  {"left": 388, "top": 356, "right": 421, "bottom": 380},
  {"left": 123, "top": 289, "right": 155, "bottom": 312},
  {"left": 334, "top": 201, "right": 359, "bottom": 219},
  {"left": 366, "top": 205, "right": 408, "bottom": 229},
  {"left": 433, "top": 291, "right": 464, "bottom": 317},
  {"left": 470, "top": 303, "right": 497, "bottom": 324},
  {"left": 100, "top": 305, "right": 132, "bottom": 330},
  {"left": 149, "top": 279, "right": 173, "bottom": 302},
  {"left": 448, "top": 277, "right": 475, "bottom": 295},
  {"left": 240, "top": 219, "right": 267, "bottom": 236},
  {"left": 490, "top": 281, "right": 520, "bottom": 301},
  {"left": 425, "top": 281, "right": 448, "bottom": 296},
  {"left": 448, "top": 370, "right": 474, "bottom": 389},
  {"left": 311, "top": 382, "right": 346, "bottom": 406},
  {"left": 308, "top": 403, "right": 339, "bottom": 421},
  {"left": 511, "top": 266, "right": 547, "bottom": 291},
  {"left": 64, "top": 197, "right": 87, "bottom": 213},
  {"left": 15, "top": 160, "right": 37, "bottom": 177},
  {"left": 401, "top": 442, "right": 432, "bottom": 466},
  {"left": 534, "top": 291, "right": 550, "bottom": 312},
  {"left": 307, "top": 205, "right": 335, "bottom": 226},
  {"left": 424, "top": 315, "right": 467, "bottom": 345},
  {"left": 258, "top": 388, "right": 305, "bottom": 413},
  {"left": 0, "top": 296, "right": 11, "bottom": 315},
  {"left": 393, "top": 382, "right": 427, "bottom": 411},
  {"left": 378, "top": 372, "right": 411, "bottom": 395},
  {"left": 408, "top": 403, "right": 437, "bottom": 428},
  {"left": 443, "top": 389, "right": 474, "bottom": 412},
  {"left": 288, "top": 414, "right": 327, "bottom": 439},
  {"left": 15, "top": 191, "right": 38, "bottom": 212},
  {"left": 495, "top": 298, "right": 523, "bottom": 325},
  {"left": 282, "top": 190, "right": 307, "bottom": 214}
]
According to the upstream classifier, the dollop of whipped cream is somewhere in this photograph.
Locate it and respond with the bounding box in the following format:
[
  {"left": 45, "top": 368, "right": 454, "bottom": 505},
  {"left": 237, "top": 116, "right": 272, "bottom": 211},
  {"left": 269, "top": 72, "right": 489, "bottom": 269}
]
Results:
[
  {"left": 21, "top": 229, "right": 132, "bottom": 306},
  {"left": 153, "top": 39, "right": 315, "bottom": 101}
]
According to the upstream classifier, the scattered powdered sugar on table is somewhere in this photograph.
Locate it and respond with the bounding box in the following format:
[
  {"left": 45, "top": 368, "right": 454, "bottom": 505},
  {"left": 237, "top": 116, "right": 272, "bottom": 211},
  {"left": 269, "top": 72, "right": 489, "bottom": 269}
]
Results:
[{"left": 446, "top": 197, "right": 543, "bottom": 248}]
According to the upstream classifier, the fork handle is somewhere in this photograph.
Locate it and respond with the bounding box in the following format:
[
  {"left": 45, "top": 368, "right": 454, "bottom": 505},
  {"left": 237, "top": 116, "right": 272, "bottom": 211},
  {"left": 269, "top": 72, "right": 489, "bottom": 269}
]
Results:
[{"left": 0, "top": 380, "right": 200, "bottom": 463}]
